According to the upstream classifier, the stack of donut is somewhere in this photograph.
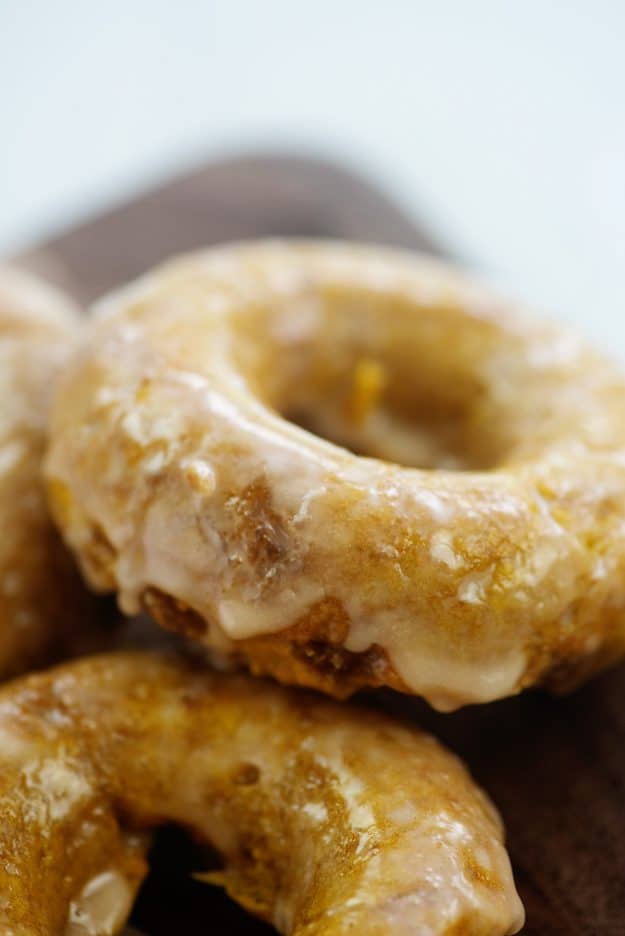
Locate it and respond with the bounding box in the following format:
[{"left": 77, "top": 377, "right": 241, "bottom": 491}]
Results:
[{"left": 3, "top": 240, "right": 625, "bottom": 933}]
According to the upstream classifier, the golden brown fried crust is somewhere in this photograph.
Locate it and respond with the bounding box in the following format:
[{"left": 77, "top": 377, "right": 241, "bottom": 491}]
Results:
[
  {"left": 142, "top": 587, "right": 408, "bottom": 698},
  {"left": 0, "top": 651, "right": 524, "bottom": 935},
  {"left": 45, "top": 241, "right": 625, "bottom": 709},
  {"left": 0, "top": 268, "right": 103, "bottom": 678}
]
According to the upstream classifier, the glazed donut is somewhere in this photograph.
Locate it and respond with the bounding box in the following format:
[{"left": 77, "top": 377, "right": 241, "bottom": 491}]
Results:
[
  {"left": 46, "top": 241, "right": 625, "bottom": 710},
  {"left": 0, "top": 651, "right": 524, "bottom": 935},
  {"left": 0, "top": 268, "right": 95, "bottom": 678}
]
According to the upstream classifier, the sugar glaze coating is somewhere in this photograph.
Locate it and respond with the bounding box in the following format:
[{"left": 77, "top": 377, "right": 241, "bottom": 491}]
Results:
[
  {"left": 46, "top": 241, "right": 625, "bottom": 709},
  {"left": 0, "top": 651, "right": 524, "bottom": 935}
]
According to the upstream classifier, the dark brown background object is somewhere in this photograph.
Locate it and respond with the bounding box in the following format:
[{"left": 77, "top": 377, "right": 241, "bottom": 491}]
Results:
[{"left": 15, "top": 153, "right": 625, "bottom": 935}]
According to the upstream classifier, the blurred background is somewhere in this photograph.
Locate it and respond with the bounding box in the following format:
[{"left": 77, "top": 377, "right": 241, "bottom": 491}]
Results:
[{"left": 1, "top": 1, "right": 624, "bottom": 353}]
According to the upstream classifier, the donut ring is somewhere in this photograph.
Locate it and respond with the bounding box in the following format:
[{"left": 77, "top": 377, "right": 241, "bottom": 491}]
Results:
[
  {"left": 0, "top": 268, "right": 95, "bottom": 678},
  {"left": 46, "top": 241, "right": 625, "bottom": 710},
  {"left": 0, "top": 651, "right": 524, "bottom": 934}
]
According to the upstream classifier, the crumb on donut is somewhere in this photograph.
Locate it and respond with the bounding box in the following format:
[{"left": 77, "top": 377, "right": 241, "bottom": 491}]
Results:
[
  {"left": 224, "top": 479, "right": 293, "bottom": 580},
  {"left": 345, "top": 357, "right": 387, "bottom": 426}
]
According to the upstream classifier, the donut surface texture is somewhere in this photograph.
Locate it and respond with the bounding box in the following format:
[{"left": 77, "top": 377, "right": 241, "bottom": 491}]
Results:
[
  {"left": 0, "top": 651, "right": 524, "bottom": 935},
  {"left": 46, "top": 241, "right": 625, "bottom": 710},
  {"left": 0, "top": 268, "right": 94, "bottom": 678}
]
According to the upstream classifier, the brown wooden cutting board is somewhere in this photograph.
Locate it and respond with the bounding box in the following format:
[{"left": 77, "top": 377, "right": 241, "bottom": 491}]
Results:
[{"left": 14, "top": 153, "right": 625, "bottom": 935}]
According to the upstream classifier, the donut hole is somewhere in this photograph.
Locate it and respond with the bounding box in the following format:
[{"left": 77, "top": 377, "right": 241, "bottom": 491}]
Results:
[
  {"left": 284, "top": 379, "right": 492, "bottom": 471},
  {"left": 131, "top": 825, "right": 273, "bottom": 934},
  {"left": 228, "top": 280, "right": 520, "bottom": 471},
  {"left": 259, "top": 294, "right": 510, "bottom": 471}
]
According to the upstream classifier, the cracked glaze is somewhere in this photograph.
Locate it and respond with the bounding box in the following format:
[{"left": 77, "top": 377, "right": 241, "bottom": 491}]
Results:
[
  {"left": 46, "top": 241, "right": 625, "bottom": 709},
  {"left": 0, "top": 651, "right": 523, "bottom": 935}
]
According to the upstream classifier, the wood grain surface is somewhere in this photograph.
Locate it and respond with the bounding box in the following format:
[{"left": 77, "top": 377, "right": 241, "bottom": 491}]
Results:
[{"left": 14, "top": 153, "right": 625, "bottom": 935}]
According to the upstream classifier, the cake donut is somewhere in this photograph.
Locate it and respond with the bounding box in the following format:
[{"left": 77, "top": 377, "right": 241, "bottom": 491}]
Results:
[
  {"left": 0, "top": 651, "right": 524, "bottom": 935},
  {"left": 46, "top": 241, "right": 625, "bottom": 710},
  {"left": 0, "top": 268, "right": 95, "bottom": 678}
]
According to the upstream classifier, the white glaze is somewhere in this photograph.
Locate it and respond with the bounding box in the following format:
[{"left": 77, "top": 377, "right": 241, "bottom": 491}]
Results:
[{"left": 67, "top": 870, "right": 136, "bottom": 936}]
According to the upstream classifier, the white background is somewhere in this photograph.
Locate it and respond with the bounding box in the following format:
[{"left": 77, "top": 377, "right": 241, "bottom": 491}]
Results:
[{"left": 1, "top": 1, "right": 624, "bottom": 357}]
